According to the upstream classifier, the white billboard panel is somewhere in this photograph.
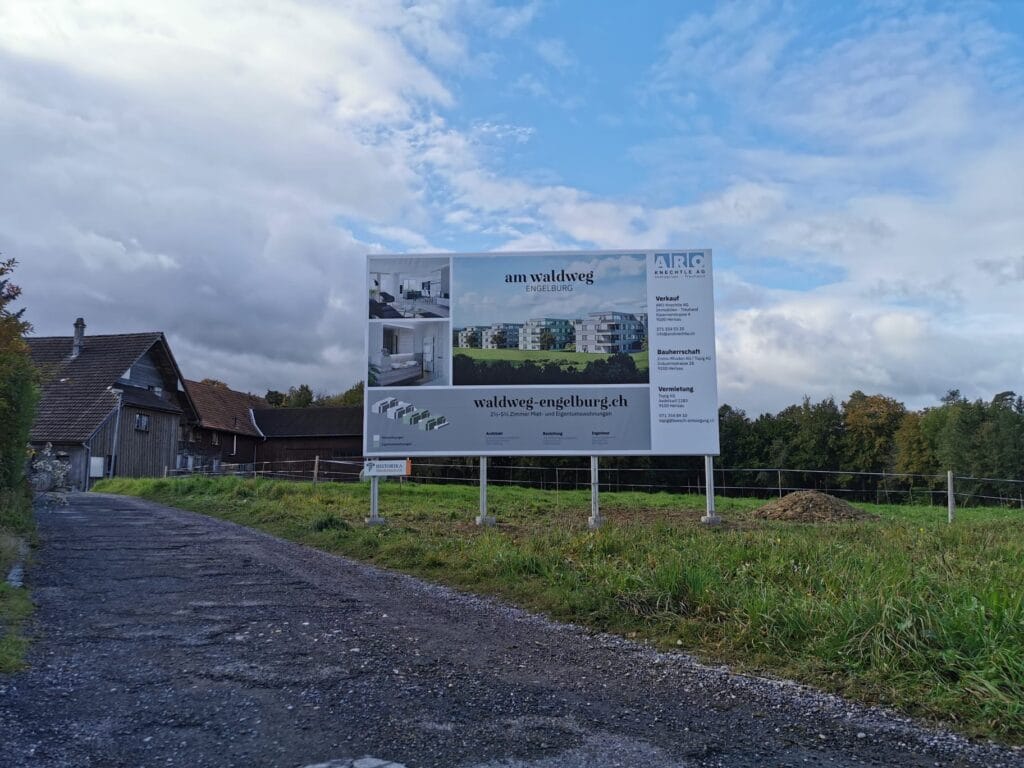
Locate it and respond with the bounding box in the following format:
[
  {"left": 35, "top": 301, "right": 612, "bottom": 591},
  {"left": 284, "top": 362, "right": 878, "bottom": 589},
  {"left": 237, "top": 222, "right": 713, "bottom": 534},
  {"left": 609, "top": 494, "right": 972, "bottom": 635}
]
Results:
[{"left": 364, "top": 250, "right": 718, "bottom": 456}]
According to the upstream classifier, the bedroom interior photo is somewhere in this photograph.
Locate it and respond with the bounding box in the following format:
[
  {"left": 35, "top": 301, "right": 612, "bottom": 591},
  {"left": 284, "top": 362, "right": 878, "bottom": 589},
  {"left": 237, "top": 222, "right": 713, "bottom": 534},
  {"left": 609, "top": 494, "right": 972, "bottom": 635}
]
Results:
[
  {"left": 368, "top": 320, "right": 450, "bottom": 387},
  {"left": 369, "top": 257, "right": 451, "bottom": 319}
]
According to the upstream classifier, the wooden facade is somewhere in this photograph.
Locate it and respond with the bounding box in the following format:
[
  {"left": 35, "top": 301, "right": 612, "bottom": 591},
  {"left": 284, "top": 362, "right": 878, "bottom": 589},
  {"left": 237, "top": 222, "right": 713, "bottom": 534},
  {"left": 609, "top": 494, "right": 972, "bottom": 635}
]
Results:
[
  {"left": 250, "top": 406, "right": 363, "bottom": 467},
  {"left": 254, "top": 435, "right": 363, "bottom": 464},
  {"left": 28, "top": 322, "right": 198, "bottom": 490},
  {"left": 184, "top": 427, "right": 261, "bottom": 467}
]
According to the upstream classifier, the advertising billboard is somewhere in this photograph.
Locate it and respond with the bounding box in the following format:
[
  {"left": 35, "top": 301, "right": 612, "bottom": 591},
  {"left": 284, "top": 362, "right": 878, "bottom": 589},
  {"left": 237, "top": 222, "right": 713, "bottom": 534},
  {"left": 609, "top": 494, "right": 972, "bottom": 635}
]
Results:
[{"left": 364, "top": 250, "right": 718, "bottom": 456}]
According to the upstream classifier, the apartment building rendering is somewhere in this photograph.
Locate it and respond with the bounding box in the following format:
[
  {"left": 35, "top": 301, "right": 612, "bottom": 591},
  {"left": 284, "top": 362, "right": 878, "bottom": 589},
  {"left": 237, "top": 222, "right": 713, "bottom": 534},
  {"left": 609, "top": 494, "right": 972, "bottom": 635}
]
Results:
[
  {"left": 482, "top": 323, "right": 523, "bottom": 349},
  {"left": 518, "top": 318, "right": 575, "bottom": 351},
  {"left": 572, "top": 311, "right": 646, "bottom": 354},
  {"left": 456, "top": 326, "right": 491, "bottom": 348}
]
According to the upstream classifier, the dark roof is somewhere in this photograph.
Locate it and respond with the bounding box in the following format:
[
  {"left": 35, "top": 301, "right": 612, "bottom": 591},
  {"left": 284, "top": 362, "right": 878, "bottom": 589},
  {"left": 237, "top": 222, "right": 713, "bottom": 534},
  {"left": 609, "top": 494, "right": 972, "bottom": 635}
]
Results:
[
  {"left": 251, "top": 407, "right": 362, "bottom": 438},
  {"left": 26, "top": 332, "right": 189, "bottom": 442},
  {"left": 185, "top": 380, "right": 265, "bottom": 436},
  {"left": 121, "top": 386, "right": 183, "bottom": 415}
]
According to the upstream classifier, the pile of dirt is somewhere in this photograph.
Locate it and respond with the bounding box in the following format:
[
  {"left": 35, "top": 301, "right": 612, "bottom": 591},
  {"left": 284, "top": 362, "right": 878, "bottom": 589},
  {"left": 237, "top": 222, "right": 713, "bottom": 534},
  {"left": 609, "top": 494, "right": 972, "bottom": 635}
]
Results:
[{"left": 752, "top": 491, "right": 879, "bottom": 522}]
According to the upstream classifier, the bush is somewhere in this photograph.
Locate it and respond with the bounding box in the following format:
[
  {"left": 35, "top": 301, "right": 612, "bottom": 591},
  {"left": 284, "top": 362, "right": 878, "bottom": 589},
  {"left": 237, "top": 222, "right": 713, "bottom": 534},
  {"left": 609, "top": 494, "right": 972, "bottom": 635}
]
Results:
[{"left": 0, "top": 258, "right": 37, "bottom": 493}]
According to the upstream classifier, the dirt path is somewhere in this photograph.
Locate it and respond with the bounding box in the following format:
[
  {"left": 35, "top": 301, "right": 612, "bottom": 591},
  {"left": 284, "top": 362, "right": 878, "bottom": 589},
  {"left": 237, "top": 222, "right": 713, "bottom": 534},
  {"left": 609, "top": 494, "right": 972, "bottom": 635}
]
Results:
[{"left": 1, "top": 493, "right": 1020, "bottom": 768}]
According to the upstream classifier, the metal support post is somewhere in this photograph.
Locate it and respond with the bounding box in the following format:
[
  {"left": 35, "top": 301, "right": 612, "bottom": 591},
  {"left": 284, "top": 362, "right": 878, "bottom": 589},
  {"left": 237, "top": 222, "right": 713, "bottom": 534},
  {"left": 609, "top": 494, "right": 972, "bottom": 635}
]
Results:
[
  {"left": 476, "top": 456, "right": 495, "bottom": 526},
  {"left": 701, "top": 455, "right": 722, "bottom": 525},
  {"left": 947, "top": 470, "right": 955, "bottom": 524},
  {"left": 366, "top": 476, "right": 386, "bottom": 526},
  {"left": 588, "top": 456, "right": 602, "bottom": 529}
]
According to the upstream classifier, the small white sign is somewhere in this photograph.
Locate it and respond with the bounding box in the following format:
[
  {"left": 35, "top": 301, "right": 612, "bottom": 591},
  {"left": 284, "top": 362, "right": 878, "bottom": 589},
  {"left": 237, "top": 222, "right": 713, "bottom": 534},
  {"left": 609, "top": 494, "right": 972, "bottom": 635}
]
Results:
[
  {"left": 89, "top": 456, "right": 106, "bottom": 479},
  {"left": 363, "top": 459, "right": 412, "bottom": 477}
]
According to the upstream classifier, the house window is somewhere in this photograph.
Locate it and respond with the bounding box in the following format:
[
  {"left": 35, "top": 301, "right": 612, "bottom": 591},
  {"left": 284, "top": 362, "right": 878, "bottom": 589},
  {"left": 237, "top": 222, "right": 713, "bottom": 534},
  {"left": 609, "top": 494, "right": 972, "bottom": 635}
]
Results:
[
  {"left": 212, "top": 432, "right": 220, "bottom": 446},
  {"left": 134, "top": 413, "right": 150, "bottom": 432},
  {"left": 383, "top": 328, "right": 399, "bottom": 354}
]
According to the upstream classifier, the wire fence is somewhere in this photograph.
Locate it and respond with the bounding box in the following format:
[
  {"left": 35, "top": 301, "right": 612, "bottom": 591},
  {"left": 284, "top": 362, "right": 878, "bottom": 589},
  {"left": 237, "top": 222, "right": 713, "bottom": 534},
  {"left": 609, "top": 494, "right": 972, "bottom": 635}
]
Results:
[{"left": 167, "top": 457, "right": 1024, "bottom": 508}]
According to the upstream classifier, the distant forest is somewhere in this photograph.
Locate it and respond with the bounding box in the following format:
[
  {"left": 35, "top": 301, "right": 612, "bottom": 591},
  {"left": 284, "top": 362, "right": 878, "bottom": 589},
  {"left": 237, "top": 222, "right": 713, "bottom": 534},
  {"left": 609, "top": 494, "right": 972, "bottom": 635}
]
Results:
[
  {"left": 266, "top": 378, "right": 1024, "bottom": 503},
  {"left": 413, "top": 389, "right": 1024, "bottom": 504}
]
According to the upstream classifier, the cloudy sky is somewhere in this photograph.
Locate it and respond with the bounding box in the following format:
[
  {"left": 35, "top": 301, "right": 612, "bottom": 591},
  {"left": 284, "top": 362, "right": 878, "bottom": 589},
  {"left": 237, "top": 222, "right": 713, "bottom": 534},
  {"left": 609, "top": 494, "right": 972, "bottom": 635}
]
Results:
[{"left": 3, "top": 0, "right": 1023, "bottom": 415}]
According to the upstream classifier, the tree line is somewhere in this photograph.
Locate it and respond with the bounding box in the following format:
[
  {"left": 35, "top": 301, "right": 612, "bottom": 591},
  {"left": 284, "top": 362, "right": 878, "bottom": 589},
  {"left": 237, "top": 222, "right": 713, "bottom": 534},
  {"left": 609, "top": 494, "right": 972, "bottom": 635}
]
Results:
[
  {"left": 230, "top": 359, "right": 1024, "bottom": 504},
  {"left": 404, "top": 389, "right": 1024, "bottom": 505},
  {"left": 714, "top": 389, "right": 1024, "bottom": 501},
  {"left": 262, "top": 381, "right": 363, "bottom": 408}
]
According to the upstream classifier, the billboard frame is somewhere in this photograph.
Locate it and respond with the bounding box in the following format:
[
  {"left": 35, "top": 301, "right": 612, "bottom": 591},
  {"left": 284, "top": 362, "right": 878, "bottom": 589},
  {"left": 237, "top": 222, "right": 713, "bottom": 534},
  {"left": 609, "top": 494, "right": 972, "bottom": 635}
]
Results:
[{"left": 363, "top": 249, "right": 719, "bottom": 458}]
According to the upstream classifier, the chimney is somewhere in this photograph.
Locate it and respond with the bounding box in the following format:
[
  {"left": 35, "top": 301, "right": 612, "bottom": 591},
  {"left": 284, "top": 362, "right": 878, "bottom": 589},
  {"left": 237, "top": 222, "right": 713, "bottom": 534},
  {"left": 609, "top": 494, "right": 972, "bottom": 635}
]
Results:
[{"left": 72, "top": 317, "right": 86, "bottom": 359}]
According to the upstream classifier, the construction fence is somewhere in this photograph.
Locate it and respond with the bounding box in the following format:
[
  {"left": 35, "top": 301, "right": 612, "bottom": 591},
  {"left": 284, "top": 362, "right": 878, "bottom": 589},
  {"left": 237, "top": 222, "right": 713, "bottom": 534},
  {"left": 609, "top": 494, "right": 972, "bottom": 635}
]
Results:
[{"left": 167, "top": 457, "right": 1024, "bottom": 509}]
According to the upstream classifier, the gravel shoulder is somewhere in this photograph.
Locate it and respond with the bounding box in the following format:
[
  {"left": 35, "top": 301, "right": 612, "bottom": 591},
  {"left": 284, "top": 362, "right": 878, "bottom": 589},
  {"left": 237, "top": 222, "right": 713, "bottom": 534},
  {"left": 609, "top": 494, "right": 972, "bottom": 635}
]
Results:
[{"left": 1, "top": 493, "right": 1021, "bottom": 768}]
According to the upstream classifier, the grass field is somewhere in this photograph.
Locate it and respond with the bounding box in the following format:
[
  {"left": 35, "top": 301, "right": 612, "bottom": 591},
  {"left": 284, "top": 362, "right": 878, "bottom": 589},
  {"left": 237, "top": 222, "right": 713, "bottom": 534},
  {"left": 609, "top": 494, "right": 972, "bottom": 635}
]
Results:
[
  {"left": 0, "top": 487, "right": 35, "bottom": 673},
  {"left": 457, "top": 347, "right": 649, "bottom": 372},
  {"left": 95, "top": 476, "right": 1024, "bottom": 743}
]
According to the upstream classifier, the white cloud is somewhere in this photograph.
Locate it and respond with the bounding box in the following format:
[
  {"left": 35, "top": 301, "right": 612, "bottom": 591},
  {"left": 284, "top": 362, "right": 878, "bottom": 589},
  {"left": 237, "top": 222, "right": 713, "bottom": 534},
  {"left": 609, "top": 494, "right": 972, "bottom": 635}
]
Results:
[
  {"left": 5, "top": 0, "right": 1024, "bottom": 416},
  {"left": 535, "top": 38, "right": 575, "bottom": 70},
  {"left": 1, "top": 0, "right": 533, "bottom": 395},
  {"left": 367, "top": 225, "right": 435, "bottom": 251},
  {"left": 632, "top": 2, "right": 1024, "bottom": 412}
]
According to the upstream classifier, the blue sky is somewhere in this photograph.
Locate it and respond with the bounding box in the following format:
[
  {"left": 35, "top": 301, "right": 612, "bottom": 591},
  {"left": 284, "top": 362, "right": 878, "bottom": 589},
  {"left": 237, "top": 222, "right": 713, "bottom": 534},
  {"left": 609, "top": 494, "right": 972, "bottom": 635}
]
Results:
[{"left": 4, "top": 1, "right": 1024, "bottom": 414}]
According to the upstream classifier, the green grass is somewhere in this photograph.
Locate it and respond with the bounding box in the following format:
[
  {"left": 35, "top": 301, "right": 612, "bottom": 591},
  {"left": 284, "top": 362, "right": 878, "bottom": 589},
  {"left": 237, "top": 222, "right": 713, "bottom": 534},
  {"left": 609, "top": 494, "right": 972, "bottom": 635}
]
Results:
[
  {"left": 457, "top": 347, "right": 649, "bottom": 372},
  {"left": 0, "top": 486, "right": 34, "bottom": 673},
  {"left": 95, "top": 475, "right": 1024, "bottom": 743}
]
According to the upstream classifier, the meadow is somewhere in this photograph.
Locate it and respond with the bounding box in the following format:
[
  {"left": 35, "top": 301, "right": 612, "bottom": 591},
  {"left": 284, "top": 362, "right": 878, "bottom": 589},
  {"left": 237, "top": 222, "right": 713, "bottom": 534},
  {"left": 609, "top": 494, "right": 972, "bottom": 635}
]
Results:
[
  {"left": 0, "top": 487, "right": 34, "bottom": 672},
  {"left": 95, "top": 475, "right": 1024, "bottom": 743}
]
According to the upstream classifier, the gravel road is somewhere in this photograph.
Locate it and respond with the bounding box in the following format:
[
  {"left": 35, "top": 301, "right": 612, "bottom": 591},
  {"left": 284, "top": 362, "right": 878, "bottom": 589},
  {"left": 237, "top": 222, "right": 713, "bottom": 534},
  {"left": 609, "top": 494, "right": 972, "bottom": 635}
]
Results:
[{"left": 1, "top": 493, "right": 1021, "bottom": 768}]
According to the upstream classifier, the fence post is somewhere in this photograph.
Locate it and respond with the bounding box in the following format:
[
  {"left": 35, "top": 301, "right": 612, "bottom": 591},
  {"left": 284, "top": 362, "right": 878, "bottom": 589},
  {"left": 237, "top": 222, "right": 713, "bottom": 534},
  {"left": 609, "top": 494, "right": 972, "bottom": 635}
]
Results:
[
  {"left": 588, "top": 456, "right": 602, "bottom": 529},
  {"left": 476, "top": 456, "right": 495, "bottom": 526},
  {"left": 366, "top": 476, "right": 385, "bottom": 526},
  {"left": 163, "top": 466, "right": 168, "bottom": 478},
  {"left": 701, "top": 455, "right": 721, "bottom": 525},
  {"left": 313, "top": 455, "right": 320, "bottom": 485},
  {"left": 947, "top": 470, "right": 955, "bottom": 524},
  {"left": 777, "top": 469, "right": 782, "bottom": 497}
]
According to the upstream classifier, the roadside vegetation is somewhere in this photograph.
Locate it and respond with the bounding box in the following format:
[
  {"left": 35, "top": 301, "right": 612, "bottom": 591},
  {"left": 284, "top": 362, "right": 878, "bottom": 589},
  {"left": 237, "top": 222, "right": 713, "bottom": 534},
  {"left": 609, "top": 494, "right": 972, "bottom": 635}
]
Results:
[
  {"left": 0, "top": 257, "right": 38, "bottom": 673},
  {"left": 96, "top": 475, "right": 1024, "bottom": 743}
]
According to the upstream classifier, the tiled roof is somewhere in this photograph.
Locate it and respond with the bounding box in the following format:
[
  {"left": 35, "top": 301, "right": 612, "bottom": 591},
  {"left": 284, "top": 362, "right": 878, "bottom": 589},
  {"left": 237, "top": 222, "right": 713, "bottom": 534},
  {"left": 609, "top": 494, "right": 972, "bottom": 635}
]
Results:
[
  {"left": 251, "top": 407, "right": 362, "bottom": 438},
  {"left": 27, "top": 332, "right": 170, "bottom": 442},
  {"left": 184, "top": 379, "right": 265, "bottom": 436}
]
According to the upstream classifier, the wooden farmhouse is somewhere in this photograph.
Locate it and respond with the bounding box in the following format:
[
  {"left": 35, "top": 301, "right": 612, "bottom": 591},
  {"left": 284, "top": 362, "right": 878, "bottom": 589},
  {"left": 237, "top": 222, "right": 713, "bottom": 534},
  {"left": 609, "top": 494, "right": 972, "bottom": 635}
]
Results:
[
  {"left": 182, "top": 379, "right": 266, "bottom": 470},
  {"left": 27, "top": 318, "right": 198, "bottom": 490}
]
